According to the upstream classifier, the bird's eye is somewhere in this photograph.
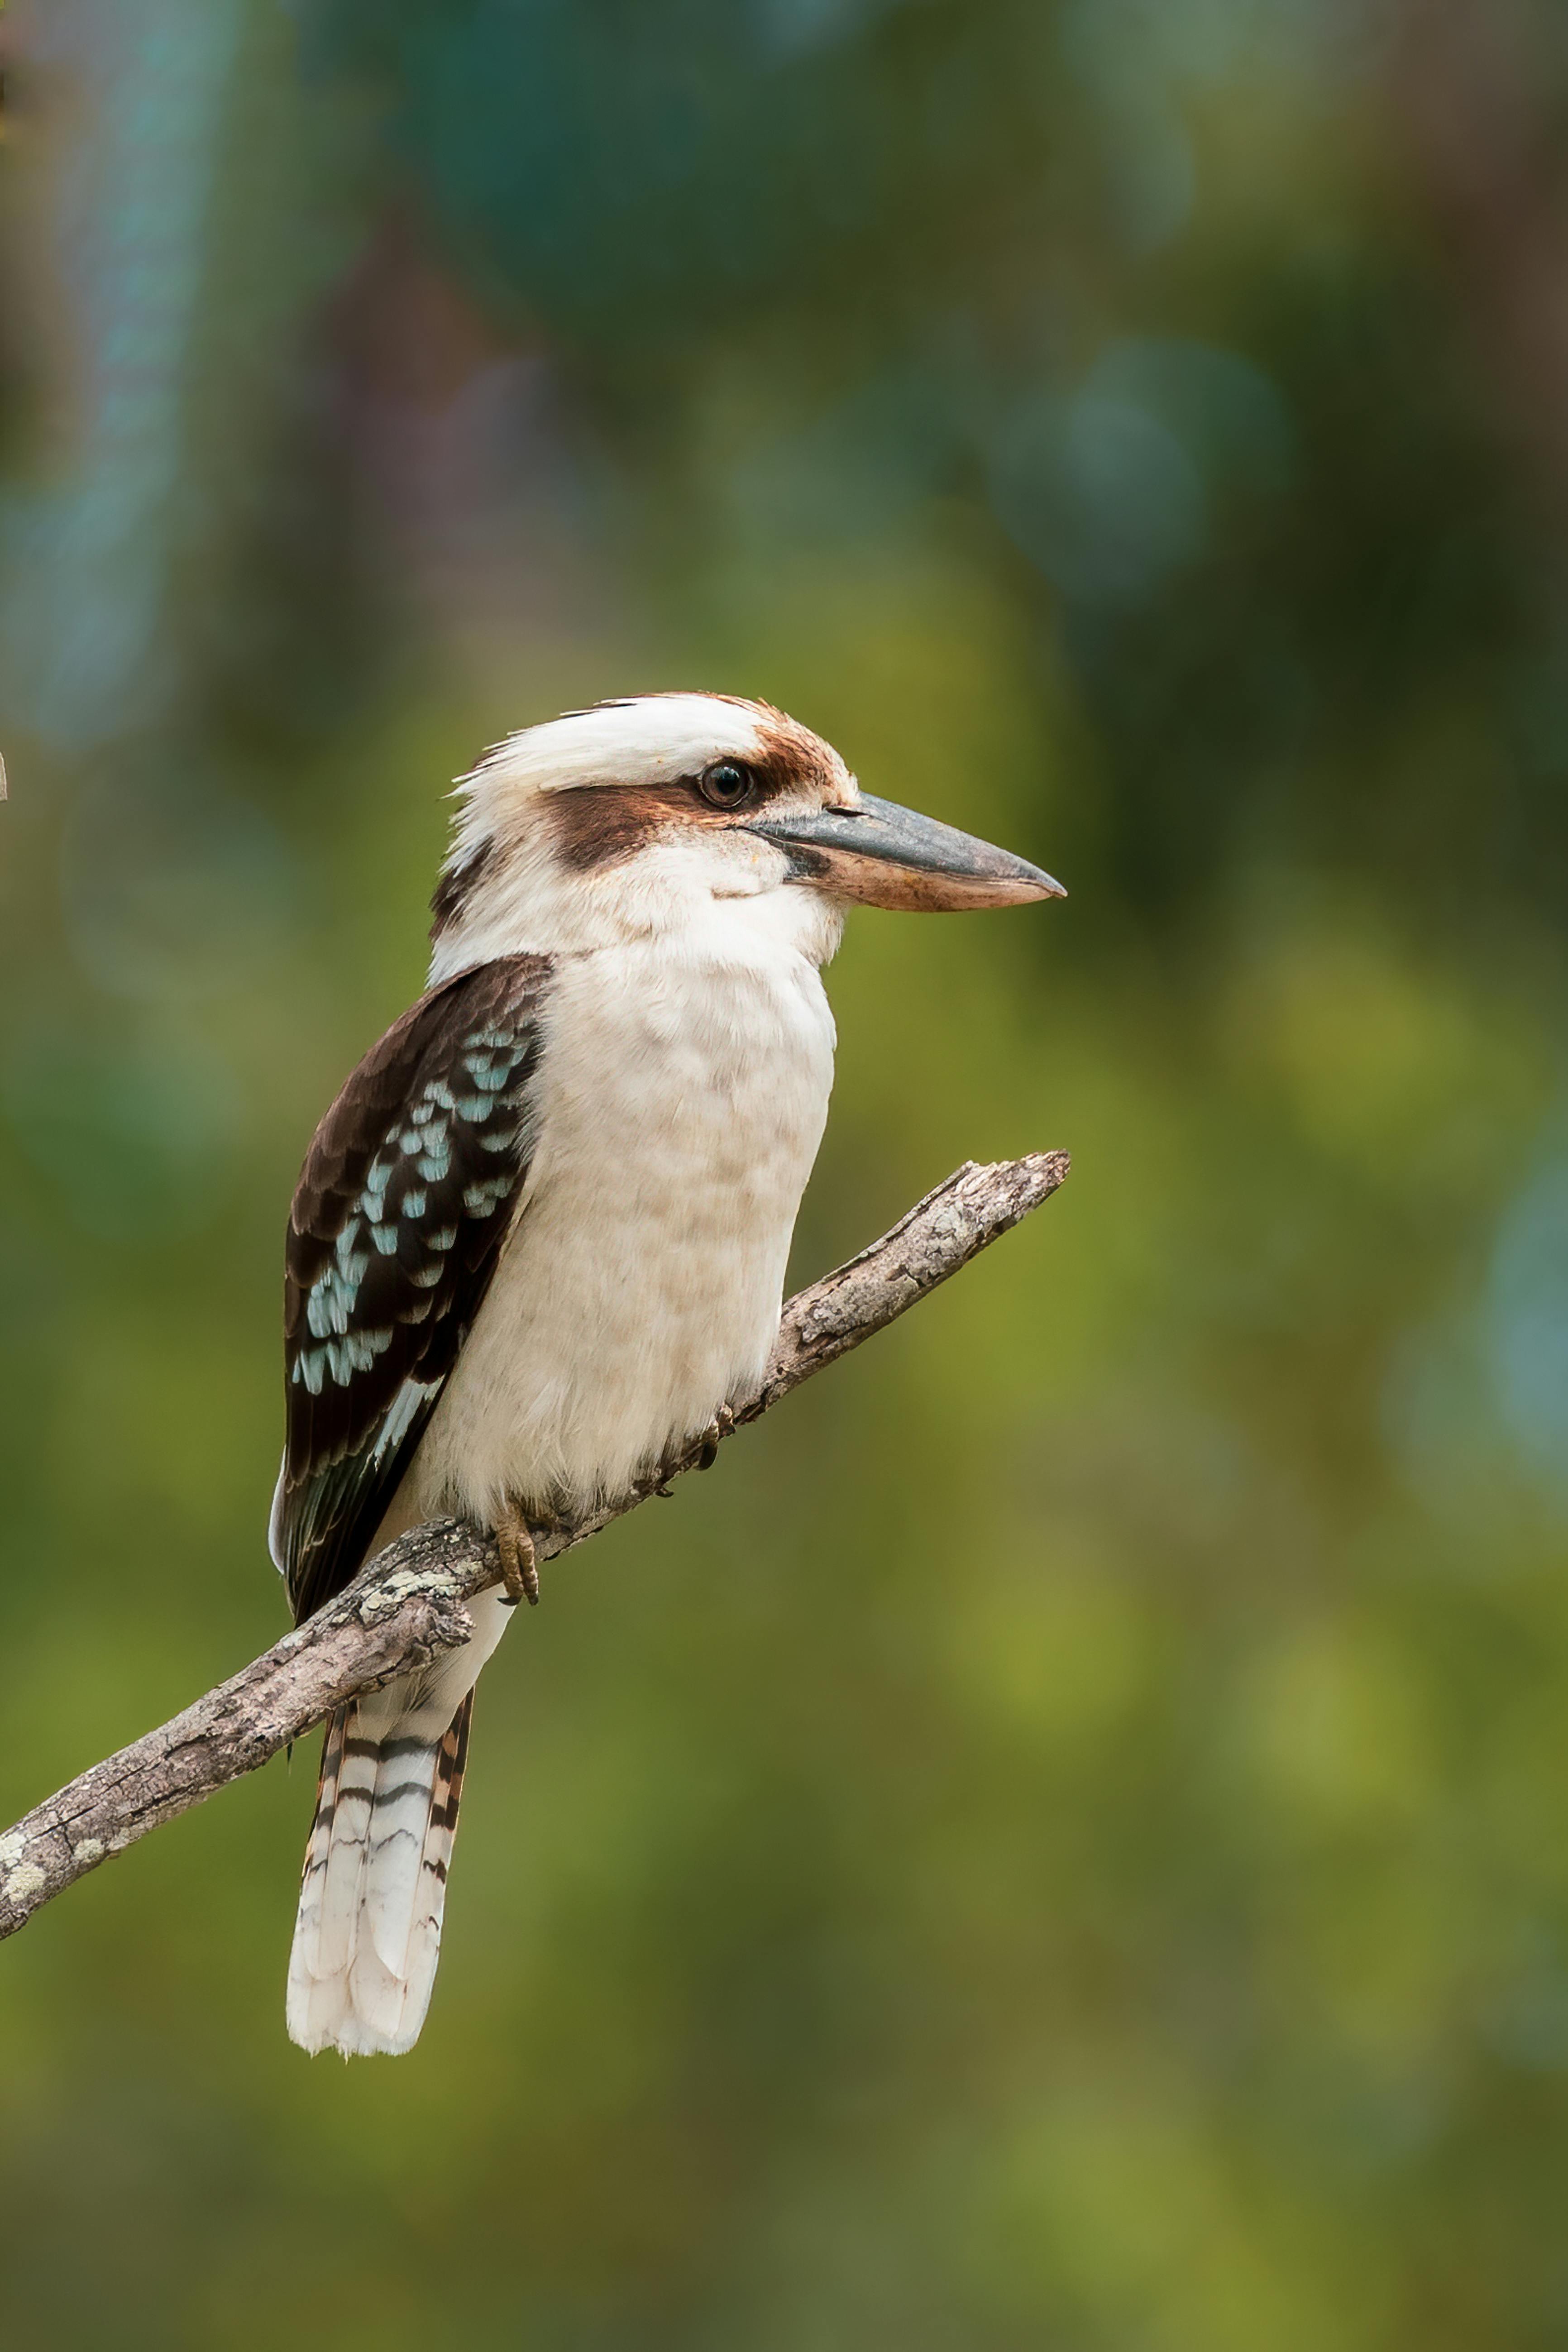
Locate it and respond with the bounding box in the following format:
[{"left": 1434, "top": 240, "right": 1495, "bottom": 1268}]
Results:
[{"left": 698, "top": 760, "right": 757, "bottom": 811}]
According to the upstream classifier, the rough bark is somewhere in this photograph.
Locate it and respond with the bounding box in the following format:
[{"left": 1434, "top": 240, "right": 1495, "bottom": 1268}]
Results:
[{"left": 0, "top": 1150, "right": 1068, "bottom": 1939}]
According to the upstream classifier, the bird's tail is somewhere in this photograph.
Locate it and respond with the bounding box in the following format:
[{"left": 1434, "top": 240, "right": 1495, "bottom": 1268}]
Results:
[{"left": 286, "top": 1685, "right": 473, "bottom": 2057}]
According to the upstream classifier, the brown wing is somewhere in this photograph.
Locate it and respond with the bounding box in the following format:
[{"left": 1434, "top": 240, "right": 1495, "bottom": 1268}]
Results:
[{"left": 272, "top": 955, "right": 553, "bottom": 1623}]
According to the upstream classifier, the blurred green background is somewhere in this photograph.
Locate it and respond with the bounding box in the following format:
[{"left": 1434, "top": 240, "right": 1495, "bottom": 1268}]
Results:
[{"left": 5, "top": 0, "right": 1568, "bottom": 2343}]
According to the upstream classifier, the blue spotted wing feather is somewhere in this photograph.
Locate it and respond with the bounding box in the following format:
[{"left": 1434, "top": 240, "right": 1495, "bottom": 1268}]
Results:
[{"left": 275, "top": 955, "right": 553, "bottom": 1623}]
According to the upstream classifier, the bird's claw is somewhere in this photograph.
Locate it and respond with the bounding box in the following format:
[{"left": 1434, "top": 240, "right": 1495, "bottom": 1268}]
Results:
[
  {"left": 637, "top": 1405, "right": 736, "bottom": 1499},
  {"left": 697, "top": 1403, "right": 736, "bottom": 1472},
  {"left": 495, "top": 1507, "right": 540, "bottom": 1607}
]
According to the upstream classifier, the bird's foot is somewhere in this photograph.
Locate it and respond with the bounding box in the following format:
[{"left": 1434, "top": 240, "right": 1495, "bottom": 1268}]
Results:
[
  {"left": 635, "top": 1407, "right": 738, "bottom": 1501},
  {"left": 697, "top": 1403, "right": 736, "bottom": 1472},
  {"left": 494, "top": 1504, "right": 540, "bottom": 1608}
]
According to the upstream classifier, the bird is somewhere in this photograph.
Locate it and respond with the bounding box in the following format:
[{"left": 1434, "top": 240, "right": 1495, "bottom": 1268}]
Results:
[{"left": 269, "top": 692, "right": 1063, "bottom": 2057}]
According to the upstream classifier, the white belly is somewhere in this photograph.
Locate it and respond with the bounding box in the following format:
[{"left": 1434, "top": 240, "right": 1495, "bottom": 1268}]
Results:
[{"left": 406, "top": 929, "right": 836, "bottom": 1520}]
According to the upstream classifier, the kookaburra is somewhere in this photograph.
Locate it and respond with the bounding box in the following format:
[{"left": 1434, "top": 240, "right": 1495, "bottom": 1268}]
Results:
[{"left": 271, "top": 693, "right": 1062, "bottom": 2057}]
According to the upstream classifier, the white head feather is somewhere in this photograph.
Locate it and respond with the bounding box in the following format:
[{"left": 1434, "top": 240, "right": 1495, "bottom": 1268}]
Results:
[{"left": 429, "top": 693, "right": 853, "bottom": 979}]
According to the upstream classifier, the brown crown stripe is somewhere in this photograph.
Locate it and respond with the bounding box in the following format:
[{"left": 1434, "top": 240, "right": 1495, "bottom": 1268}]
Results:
[{"left": 749, "top": 712, "right": 846, "bottom": 802}]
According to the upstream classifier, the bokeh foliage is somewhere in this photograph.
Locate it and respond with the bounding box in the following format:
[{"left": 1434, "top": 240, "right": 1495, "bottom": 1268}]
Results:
[{"left": 5, "top": 0, "right": 1568, "bottom": 2344}]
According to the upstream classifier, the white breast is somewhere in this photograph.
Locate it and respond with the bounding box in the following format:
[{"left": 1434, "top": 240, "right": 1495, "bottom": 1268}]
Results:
[{"left": 406, "top": 912, "right": 837, "bottom": 1520}]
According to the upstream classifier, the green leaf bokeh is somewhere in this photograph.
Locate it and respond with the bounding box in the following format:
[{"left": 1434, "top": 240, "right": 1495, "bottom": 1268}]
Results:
[{"left": 4, "top": 2, "right": 1568, "bottom": 2344}]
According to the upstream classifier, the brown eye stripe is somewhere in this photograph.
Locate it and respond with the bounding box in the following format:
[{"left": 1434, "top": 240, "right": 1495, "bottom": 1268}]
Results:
[
  {"left": 545, "top": 784, "right": 684, "bottom": 872},
  {"left": 546, "top": 731, "right": 836, "bottom": 875}
]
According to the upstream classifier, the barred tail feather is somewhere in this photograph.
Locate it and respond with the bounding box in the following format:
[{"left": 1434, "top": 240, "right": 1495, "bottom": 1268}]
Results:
[{"left": 287, "top": 1690, "right": 473, "bottom": 2057}]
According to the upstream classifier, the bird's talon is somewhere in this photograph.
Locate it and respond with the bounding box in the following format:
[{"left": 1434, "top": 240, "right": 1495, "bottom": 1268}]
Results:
[
  {"left": 495, "top": 1508, "right": 540, "bottom": 1606},
  {"left": 697, "top": 1403, "right": 735, "bottom": 1472}
]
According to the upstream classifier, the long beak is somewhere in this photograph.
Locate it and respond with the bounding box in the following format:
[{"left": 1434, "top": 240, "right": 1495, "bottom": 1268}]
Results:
[{"left": 746, "top": 793, "right": 1065, "bottom": 913}]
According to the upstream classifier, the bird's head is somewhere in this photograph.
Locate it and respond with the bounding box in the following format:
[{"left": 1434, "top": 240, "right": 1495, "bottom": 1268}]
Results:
[{"left": 429, "top": 693, "right": 1063, "bottom": 975}]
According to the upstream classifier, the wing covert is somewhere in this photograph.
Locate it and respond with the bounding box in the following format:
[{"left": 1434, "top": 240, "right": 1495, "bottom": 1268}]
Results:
[{"left": 275, "top": 955, "right": 553, "bottom": 1622}]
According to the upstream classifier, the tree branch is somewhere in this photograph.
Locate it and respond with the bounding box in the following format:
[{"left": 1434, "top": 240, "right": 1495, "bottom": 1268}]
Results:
[{"left": 0, "top": 1150, "right": 1068, "bottom": 1940}]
